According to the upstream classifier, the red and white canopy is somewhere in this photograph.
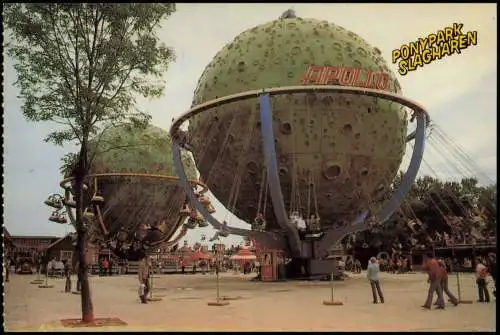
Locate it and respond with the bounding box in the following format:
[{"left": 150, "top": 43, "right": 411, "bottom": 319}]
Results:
[
  {"left": 189, "top": 250, "right": 211, "bottom": 261},
  {"left": 230, "top": 247, "right": 257, "bottom": 261}
]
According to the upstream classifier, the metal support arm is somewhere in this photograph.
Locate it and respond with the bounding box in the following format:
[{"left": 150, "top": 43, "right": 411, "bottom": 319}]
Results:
[
  {"left": 172, "top": 143, "right": 287, "bottom": 250},
  {"left": 259, "top": 94, "right": 303, "bottom": 257}
]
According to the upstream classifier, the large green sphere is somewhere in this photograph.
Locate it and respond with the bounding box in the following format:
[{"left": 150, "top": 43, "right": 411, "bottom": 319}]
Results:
[
  {"left": 188, "top": 16, "right": 408, "bottom": 228},
  {"left": 89, "top": 124, "right": 197, "bottom": 244}
]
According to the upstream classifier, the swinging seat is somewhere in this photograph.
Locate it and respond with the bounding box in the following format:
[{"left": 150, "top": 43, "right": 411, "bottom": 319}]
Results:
[
  {"left": 407, "top": 219, "right": 423, "bottom": 234},
  {"left": 180, "top": 205, "right": 191, "bottom": 215},
  {"left": 303, "top": 231, "right": 325, "bottom": 241},
  {"left": 186, "top": 218, "right": 197, "bottom": 229},
  {"left": 199, "top": 195, "right": 210, "bottom": 205},
  {"left": 218, "top": 229, "right": 229, "bottom": 238},
  {"left": 49, "top": 212, "right": 60, "bottom": 223},
  {"left": 206, "top": 204, "right": 216, "bottom": 214},
  {"left": 195, "top": 212, "right": 204, "bottom": 221},
  {"left": 57, "top": 214, "right": 68, "bottom": 224},
  {"left": 116, "top": 230, "right": 128, "bottom": 242},
  {"left": 154, "top": 222, "right": 167, "bottom": 234},
  {"left": 83, "top": 208, "right": 95, "bottom": 220},
  {"left": 198, "top": 220, "right": 209, "bottom": 228},
  {"left": 44, "top": 195, "right": 63, "bottom": 209},
  {"left": 91, "top": 195, "right": 105, "bottom": 204}
]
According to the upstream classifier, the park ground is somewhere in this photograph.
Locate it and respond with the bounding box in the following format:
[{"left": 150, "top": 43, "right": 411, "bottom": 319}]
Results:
[{"left": 4, "top": 271, "right": 496, "bottom": 332}]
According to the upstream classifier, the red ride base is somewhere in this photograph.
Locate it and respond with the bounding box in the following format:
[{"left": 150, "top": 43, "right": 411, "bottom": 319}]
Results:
[
  {"left": 148, "top": 297, "right": 162, "bottom": 302},
  {"left": 60, "top": 317, "right": 127, "bottom": 328},
  {"left": 323, "top": 300, "right": 344, "bottom": 306},
  {"left": 207, "top": 300, "right": 230, "bottom": 306}
]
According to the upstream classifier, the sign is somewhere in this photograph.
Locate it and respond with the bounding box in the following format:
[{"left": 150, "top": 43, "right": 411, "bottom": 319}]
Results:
[
  {"left": 392, "top": 23, "right": 478, "bottom": 76},
  {"left": 301, "top": 65, "right": 392, "bottom": 91}
]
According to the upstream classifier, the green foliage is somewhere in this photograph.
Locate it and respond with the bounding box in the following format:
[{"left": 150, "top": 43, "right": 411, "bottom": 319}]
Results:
[
  {"left": 4, "top": 3, "right": 176, "bottom": 146},
  {"left": 390, "top": 175, "right": 497, "bottom": 226},
  {"left": 60, "top": 152, "right": 79, "bottom": 177}
]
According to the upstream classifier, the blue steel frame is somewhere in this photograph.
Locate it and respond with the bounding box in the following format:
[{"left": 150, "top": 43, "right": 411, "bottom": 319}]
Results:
[{"left": 170, "top": 85, "right": 428, "bottom": 258}]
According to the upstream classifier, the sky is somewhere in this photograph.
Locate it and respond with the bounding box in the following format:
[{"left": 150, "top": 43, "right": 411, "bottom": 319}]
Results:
[{"left": 3, "top": 4, "right": 497, "bottom": 245}]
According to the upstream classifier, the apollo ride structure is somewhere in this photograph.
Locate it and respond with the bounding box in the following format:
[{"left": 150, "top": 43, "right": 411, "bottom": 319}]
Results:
[
  {"left": 170, "top": 13, "right": 430, "bottom": 277},
  {"left": 45, "top": 124, "right": 215, "bottom": 261}
]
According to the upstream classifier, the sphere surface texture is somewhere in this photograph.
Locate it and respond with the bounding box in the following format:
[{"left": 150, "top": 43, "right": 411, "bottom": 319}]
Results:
[
  {"left": 188, "top": 16, "right": 408, "bottom": 229},
  {"left": 89, "top": 124, "right": 197, "bottom": 244}
]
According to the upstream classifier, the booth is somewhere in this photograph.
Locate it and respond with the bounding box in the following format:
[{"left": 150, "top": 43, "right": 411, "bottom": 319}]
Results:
[
  {"left": 230, "top": 247, "right": 257, "bottom": 273},
  {"left": 257, "top": 249, "right": 284, "bottom": 282}
]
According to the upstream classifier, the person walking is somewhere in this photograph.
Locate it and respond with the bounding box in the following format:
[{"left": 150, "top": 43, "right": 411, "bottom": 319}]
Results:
[
  {"left": 5, "top": 257, "right": 11, "bottom": 283},
  {"left": 102, "top": 258, "right": 109, "bottom": 277},
  {"left": 354, "top": 259, "right": 362, "bottom": 274},
  {"left": 475, "top": 258, "right": 490, "bottom": 303},
  {"left": 180, "top": 258, "right": 185, "bottom": 274},
  {"left": 422, "top": 252, "right": 445, "bottom": 309},
  {"left": 109, "top": 259, "right": 113, "bottom": 277},
  {"left": 367, "top": 257, "right": 384, "bottom": 304},
  {"left": 138, "top": 257, "right": 151, "bottom": 304},
  {"left": 487, "top": 254, "right": 496, "bottom": 298},
  {"left": 435, "top": 259, "right": 458, "bottom": 306},
  {"left": 63, "top": 259, "right": 72, "bottom": 293}
]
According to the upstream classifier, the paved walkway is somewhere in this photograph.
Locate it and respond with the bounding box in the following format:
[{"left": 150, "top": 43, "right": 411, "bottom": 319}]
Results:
[{"left": 4, "top": 272, "right": 496, "bottom": 331}]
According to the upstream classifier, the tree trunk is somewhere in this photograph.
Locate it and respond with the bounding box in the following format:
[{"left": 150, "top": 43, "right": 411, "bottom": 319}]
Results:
[{"left": 75, "top": 141, "right": 95, "bottom": 323}]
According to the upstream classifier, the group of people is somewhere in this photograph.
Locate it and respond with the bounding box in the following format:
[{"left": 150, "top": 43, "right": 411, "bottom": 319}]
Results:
[
  {"left": 289, "top": 212, "right": 322, "bottom": 239},
  {"left": 366, "top": 252, "right": 496, "bottom": 309},
  {"left": 380, "top": 256, "right": 412, "bottom": 274},
  {"left": 439, "top": 214, "right": 496, "bottom": 246},
  {"left": 252, "top": 211, "right": 323, "bottom": 235},
  {"left": 252, "top": 213, "right": 267, "bottom": 231},
  {"left": 422, "top": 253, "right": 496, "bottom": 308}
]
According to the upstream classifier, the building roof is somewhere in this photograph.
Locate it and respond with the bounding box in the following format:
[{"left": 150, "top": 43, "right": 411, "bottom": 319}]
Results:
[
  {"left": 46, "top": 233, "right": 73, "bottom": 250},
  {"left": 11, "top": 235, "right": 60, "bottom": 240},
  {"left": 4, "top": 227, "right": 12, "bottom": 240}
]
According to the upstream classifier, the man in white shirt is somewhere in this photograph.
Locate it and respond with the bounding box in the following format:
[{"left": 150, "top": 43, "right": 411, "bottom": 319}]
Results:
[
  {"left": 475, "top": 258, "right": 490, "bottom": 303},
  {"left": 296, "top": 216, "right": 306, "bottom": 231},
  {"left": 367, "top": 257, "right": 384, "bottom": 304}
]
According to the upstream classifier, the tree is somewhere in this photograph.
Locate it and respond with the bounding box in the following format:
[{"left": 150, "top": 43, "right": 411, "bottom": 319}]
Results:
[{"left": 4, "top": 3, "right": 176, "bottom": 323}]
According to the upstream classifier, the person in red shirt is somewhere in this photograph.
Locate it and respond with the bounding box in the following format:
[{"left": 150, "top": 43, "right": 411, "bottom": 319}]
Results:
[
  {"left": 435, "top": 259, "right": 458, "bottom": 306},
  {"left": 102, "top": 258, "right": 109, "bottom": 276},
  {"left": 422, "top": 252, "right": 445, "bottom": 309}
]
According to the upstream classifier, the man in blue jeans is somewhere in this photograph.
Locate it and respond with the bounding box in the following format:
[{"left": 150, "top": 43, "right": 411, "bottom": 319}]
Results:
[{"left": 367, "top": 257, "right": 384, "bottom": 304}]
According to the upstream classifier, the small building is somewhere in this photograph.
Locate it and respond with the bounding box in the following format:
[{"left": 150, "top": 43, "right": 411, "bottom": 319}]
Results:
[
  {"left": 9, "top": 233, "right": 60, "bottom": 264},
  {"left": 45, "top": 234, "right": 75, "bottom": 262},
  {"left": 45, "top": 234, "right": 101, "bottom": 265},
  {"left": 4, "top": 227, "right": 16, "bottom": 259}
]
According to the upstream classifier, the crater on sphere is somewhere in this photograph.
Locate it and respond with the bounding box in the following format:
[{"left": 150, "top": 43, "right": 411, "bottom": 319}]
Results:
[
  {"left": 343, "top": 124, "right": 353, "bottom": 133},
  {"left": 281, "top": 122, "right": 292, "bottom": 135},
  {"left": 324, "top": 164, "right": 342, "bottom": 179},
  {"left": 247, "top": 161, "right": 258, "bottom": 173}
]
